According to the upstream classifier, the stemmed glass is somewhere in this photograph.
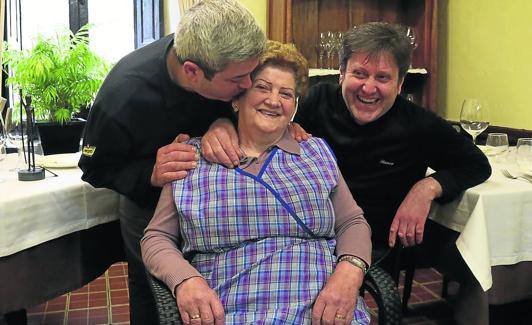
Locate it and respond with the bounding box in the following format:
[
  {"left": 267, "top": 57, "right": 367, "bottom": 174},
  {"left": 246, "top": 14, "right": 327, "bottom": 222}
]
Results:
[
  {"left": 317, "top": 32, "right": 327, "bottom": 69},
  {"left": 460, "top": 99, "right": 489, "bottom": 145},
  {"left": 516, "top": 138, "right": 532, "bottom": 176}
]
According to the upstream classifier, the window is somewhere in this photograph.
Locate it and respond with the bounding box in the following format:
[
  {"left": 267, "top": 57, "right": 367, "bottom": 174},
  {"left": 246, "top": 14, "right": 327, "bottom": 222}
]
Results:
[{"left": 4, "top": 0, "right": 162, "bottom": 63}]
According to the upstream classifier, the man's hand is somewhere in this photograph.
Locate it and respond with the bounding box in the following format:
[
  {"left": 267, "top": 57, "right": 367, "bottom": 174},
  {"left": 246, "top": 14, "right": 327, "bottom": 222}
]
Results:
[
  {"left": 150, "top": 134, "right": 198, "bottom": 187},
  {"left": 311, "top": 262, "right": 363, "bottom": 325},
  {"left": 201, "top": 118, "right": 243, "bottom": 168},
  {"left": 288, "top": 122, "right": 311, "bottom": 142},
  {"left": 388, "top": 177, "right": 442, "bottom": 247},
  {"left": 175, "top": 277, "right": 224, "bottom": 325}
]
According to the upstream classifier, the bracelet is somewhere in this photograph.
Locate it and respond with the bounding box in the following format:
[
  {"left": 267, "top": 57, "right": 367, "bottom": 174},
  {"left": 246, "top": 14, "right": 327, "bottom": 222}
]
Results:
[{"left": 337, "top": 255, "right": 368, "bottom": 275}]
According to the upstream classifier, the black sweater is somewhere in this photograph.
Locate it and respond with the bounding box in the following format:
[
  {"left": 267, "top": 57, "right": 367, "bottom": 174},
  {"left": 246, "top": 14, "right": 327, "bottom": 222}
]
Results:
[
  {"left": 295, "top": 82, "right": 491, "bottom": 244},
  {"left": 79, "top": 35, "right": 233, "bottom": 209}
]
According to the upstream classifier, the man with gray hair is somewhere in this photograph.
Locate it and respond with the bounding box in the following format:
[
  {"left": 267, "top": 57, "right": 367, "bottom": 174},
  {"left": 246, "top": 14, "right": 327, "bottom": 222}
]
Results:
[{"left": 79, "top": 1, "right": 265, "bottom": 323}]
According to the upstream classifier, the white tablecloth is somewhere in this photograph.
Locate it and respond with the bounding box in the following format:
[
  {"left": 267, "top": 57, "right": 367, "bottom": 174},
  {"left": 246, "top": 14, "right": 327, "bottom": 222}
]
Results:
[
  {"left": 429, "top": 156, "right": 532, "bottom": 291},
  {"left": 0, "top": 153, "right": 119, "bottom": 257}
]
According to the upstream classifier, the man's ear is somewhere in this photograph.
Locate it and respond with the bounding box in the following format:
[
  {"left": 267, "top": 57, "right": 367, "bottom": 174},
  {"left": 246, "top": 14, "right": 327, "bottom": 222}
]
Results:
[
  {"left": 182, "top": 61, "right": 203, "bottom": 82},
  {"left": 397, "top": 77, "right": 405, "bottom": 94},
  {"left": 339, "top": 68, "right": 345, "bottom": 84}
]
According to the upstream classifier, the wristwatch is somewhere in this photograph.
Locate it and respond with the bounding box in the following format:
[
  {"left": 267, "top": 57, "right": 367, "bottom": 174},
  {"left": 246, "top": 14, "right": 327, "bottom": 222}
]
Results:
[{"left": 338, "top": 255, "right": 368, "bottom": 275}]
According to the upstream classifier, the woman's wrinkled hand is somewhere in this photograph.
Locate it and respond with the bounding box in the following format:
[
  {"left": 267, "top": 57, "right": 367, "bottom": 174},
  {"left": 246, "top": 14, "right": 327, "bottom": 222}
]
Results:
[
  {"left": 175, "top": 277, "right": 225, "bottom": 325},
  {"left": 311, "top": 262, "right": 364, "bottom": 325}
]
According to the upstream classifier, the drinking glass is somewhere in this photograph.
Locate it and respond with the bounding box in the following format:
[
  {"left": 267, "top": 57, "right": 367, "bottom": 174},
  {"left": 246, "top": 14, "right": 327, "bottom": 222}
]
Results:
[
  {"left": 485, "top": 133, "right": 509, "bottom": 161},
  {"left": 460, "top": 99, "right": 489, "bottom": 145},
  {"left": 516, "top": 138, "right": 532, "bottom": 175}
]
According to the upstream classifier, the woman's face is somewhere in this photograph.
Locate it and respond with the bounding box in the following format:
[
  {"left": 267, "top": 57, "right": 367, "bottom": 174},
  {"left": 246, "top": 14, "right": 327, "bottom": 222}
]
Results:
[{"left": 235, "top": 65, "right": 296, "bottom": 137}]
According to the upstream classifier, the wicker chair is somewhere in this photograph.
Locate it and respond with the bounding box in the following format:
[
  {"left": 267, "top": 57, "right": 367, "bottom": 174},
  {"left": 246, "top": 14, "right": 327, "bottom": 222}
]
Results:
[{"left": 146, "top": 264, "right": 402, "bottom": 325}]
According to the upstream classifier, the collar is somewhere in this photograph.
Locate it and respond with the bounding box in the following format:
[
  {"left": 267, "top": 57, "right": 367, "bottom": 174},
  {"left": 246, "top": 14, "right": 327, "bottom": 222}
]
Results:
[{"left": 238, "top": 129, "right": 301, "bottom": 167}]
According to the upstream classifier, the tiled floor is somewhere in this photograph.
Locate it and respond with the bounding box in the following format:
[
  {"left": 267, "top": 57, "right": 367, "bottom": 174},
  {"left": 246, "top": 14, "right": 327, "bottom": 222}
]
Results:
[{"left": 2, "top": 263, "right": 531, "bottom": 324}]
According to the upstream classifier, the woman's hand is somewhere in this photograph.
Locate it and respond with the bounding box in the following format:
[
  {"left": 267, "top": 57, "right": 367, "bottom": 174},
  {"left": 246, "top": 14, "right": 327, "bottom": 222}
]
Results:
[
  {"left": 201, "top": 118, "right": 243, "bottom": 168},
  {"left": 311, "top": 262, "right": 364, "bottom": 325},
  {"left": 175, "top": 277, "right": 225, "bottom": 325}
]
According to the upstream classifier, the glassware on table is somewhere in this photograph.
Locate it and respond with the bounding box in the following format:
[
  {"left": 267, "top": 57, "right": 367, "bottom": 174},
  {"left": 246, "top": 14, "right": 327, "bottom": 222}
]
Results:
[
  {"left": 459, "top": 98, "right": 489, "bottom": 145},
  {"left": 406, "top": 27, "right": 418, "bottom": 50},
  {"left": 516, "top": 138, "right": 532, "bottom": 176},
  {"left": 485, "top": 133, "right": 509, "bottom": 161}
]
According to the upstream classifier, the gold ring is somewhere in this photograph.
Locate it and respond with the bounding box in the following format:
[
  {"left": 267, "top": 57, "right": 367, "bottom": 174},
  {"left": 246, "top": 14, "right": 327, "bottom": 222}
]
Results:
[
  {"left": 190, "top": 314, "right": 201, "bottom": 320},
  {"left": 335, "top": 314, "right": 346, "bottom": 320}
]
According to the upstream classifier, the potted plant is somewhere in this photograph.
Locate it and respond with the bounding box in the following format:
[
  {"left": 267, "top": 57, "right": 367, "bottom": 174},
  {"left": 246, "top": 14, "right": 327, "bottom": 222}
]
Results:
[{"left": 2, "top": 24, "right": 111, "bottom": 155}]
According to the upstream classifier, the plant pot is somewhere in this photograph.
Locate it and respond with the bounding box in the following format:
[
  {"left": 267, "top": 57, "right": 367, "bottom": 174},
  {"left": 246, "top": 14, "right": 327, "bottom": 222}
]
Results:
[{"left": 36, "top": 118, "right": 86, "bottom": 155}]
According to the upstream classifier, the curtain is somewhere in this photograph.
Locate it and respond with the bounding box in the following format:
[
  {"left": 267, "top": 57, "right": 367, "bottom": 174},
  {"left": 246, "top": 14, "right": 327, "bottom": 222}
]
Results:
[{"left": 178, "top": 0, "right": 200, "bottom": 16}]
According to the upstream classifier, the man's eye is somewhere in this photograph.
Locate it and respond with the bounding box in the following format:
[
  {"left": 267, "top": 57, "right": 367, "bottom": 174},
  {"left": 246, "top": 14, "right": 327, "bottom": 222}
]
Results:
[
  {"left": 377, "top": 75, "right": 391, "bottom": 82},
  {"left": 353, "top": 71, "right": 366, "bottom": 78}
]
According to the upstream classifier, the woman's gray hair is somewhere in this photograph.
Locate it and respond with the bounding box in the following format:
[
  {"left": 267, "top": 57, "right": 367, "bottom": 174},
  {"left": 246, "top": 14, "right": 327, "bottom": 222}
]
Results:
[
  {"left": 339, "top": 22, "right": 414, "bottom": 79},
  {"left": 174, "top": 0, "right": 266, "bottom": 79}
]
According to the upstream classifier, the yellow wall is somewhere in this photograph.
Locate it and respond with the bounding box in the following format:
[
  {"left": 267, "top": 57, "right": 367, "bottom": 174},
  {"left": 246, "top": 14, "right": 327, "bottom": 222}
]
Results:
[
  {"left": 238, "top": 0, "right": 267, "bottom": 32},
  {"left": 440, "top": 0, "right": 532, "bottom": 129}
]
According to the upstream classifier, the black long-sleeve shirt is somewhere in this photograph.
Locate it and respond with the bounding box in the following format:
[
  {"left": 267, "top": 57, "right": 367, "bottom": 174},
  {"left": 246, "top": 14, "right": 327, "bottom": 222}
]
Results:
[
  {"left": 295, "top": 82, "right": 491, "bottom": 244},
  {"left": 79, "top": 34, "right": 233, "bottom": 209}
]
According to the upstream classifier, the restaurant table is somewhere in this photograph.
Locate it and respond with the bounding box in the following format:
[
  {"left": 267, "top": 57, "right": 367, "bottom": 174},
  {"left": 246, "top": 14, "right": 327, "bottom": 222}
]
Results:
[
  {"left": 429, "top": 151, "right": 532, "bottom": 315},
  {"left": 0, "top": 153, "right": 124, "bottom": 314}
]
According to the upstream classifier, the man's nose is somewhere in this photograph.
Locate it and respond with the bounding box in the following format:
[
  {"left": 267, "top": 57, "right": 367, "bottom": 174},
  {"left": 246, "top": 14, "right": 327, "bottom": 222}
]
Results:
[{"left": 362, "top": 78, "right": 378, "bottom": 93}]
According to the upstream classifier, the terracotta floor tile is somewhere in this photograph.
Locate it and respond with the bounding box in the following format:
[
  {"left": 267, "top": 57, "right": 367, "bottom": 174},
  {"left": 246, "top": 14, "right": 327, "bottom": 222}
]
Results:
[
  {"left": 42, "top": 311, "right": 64, "bottom": 324},
  {"left": 110, "top": 288, "right": 129, "bottom": 298},
  {"left": 111, "top": 313, "right": 131, "bottom": 323},
  {"left": 72, "top": 286, "right": 89, "bottom": 294},
  {"left": 69, "top": 300, "right": 89, "bottom": 310},
  {"left": 111, "top": 305, "right": 130, "bottom": 315},
  {"left": 111, "top": 295, "right": 130, "bottom": 306},
  {"left": 46, "top": 301, "right": 67, "bottom": 312}
]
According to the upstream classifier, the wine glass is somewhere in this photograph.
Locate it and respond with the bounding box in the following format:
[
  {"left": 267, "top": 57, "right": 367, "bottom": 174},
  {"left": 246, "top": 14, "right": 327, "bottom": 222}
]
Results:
[
  {"left": 460, "top": 99, "right": 489, "bottom": 145},
  {"left": 516, "top": 138, "right": 532, "bottom": 175},
  {"left": 406, "top": 27, "right": 418, "bottom": 50}
]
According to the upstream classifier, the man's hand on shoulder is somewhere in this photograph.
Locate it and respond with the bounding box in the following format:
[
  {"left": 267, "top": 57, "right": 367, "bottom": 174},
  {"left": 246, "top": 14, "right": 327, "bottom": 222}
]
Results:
[
  {"left": 201, "top": 118, "right": 243, "bottom": 168},
  {"left": 388, "top": 177, "right": 442, "bottom": 247},
  {"left": 150, "top": 134, "right": 198, "bottom": 187},
  {"left": 288, "top": 122, "right": 311, "bottom": 142}
]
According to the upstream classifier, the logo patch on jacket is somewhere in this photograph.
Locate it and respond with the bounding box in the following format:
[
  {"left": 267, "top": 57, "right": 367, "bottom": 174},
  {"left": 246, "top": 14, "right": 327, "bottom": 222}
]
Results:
[{"left": 82, "top": 145, "right": 96, "bottom": 157}]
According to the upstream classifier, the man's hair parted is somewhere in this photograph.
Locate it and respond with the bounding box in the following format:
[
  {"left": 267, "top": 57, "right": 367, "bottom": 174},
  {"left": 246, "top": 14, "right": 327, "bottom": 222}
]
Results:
[{"left": 173, "top": 0, "right": 266, "bottom": 79}]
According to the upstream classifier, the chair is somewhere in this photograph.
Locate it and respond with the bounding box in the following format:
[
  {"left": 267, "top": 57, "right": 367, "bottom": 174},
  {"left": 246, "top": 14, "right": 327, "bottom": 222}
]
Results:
[
  {"left": 381, "top": 244, "right": 450, "bottom": 313},
  {"left": 146, "top": 265, "right": 402, "bottom": 325}
]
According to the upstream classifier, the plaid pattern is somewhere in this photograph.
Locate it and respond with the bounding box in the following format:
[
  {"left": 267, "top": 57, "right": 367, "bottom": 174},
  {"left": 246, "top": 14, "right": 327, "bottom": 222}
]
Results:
[{"left": 172, "top": 137, "right": 370, "bottom": 324}]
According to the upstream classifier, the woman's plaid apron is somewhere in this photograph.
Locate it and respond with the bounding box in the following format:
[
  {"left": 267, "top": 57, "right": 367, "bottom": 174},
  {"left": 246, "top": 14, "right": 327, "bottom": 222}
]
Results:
[{"left": 172, "top": 137, "right": 370, "bottom": 324}]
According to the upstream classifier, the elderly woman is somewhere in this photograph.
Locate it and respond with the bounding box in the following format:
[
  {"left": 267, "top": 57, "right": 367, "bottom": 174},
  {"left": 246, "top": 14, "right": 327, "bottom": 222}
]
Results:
[{"left": 141, "top": 41, "right": 371, "bottom": 325}]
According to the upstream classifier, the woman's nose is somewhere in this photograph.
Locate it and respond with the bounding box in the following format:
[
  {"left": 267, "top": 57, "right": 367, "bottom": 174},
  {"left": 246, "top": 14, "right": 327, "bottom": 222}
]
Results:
[{"left": 265, "top": 93, "right": 281, "bottom": 107}]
